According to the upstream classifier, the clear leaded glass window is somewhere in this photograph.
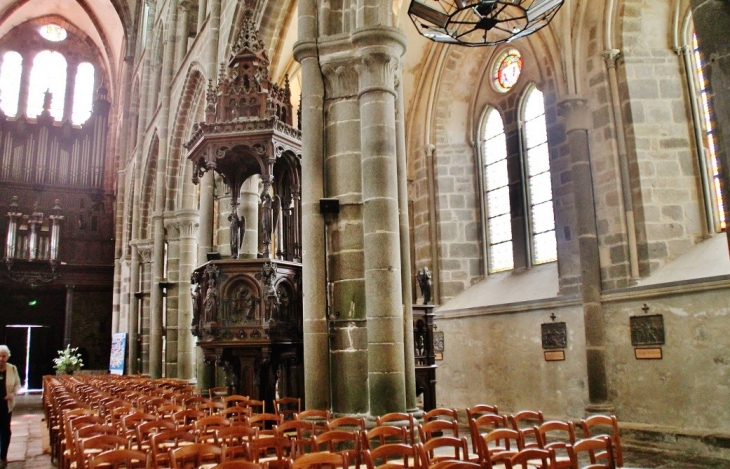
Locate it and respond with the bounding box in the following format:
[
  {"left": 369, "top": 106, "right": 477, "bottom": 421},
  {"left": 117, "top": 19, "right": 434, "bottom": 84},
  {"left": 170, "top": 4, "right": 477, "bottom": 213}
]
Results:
[
  {"left": 692, "top": 33, "right": 725, "bottom": 231},
  {"left": 523, "top": 86, "right": 557, "bottom": 264},
  {"left": 27, "top": 50, "right": 67, "bottom": 121},
  {"left": 0, "top": 51, "right": 22, "bottom": 117},
  {"left": 482, "top": 108, "right": 513, "bottom": 273},
  {"left": 72, "top": 62, "right": 95, "bottom": 125}
]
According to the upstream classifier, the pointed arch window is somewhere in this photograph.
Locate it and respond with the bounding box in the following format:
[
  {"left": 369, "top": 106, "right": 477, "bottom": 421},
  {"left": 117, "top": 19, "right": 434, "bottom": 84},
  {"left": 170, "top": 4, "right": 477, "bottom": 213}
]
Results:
[
  {"left": 72, "top": 62, "right": 95, "bottom": 125},
  {"left": 522, "top": 86, "right": 556, "bottom": 265},
  {"left": 691, "top": 33, "right": 725, "bottom": 231},
  {"left": 27, "top": 50, "right": 67, "bottom": 120},
  {"left": 481, "top": 108, "right": 513, "bottom": 273},
  {"left": 0, "top": 51, "right": 22, "bottom": 117}
]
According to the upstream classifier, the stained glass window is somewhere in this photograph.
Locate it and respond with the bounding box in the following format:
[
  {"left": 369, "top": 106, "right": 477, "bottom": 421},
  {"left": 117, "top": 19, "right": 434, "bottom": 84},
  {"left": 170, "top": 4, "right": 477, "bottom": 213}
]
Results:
[
  {"left": 482, "top": 108, "right": 513, "bottom": 273},
  {"left": 72, "top": 62, "right": 95, "bottom": 125},
  {"left": 492, "top": 49, "right": 522, "bottom": 93},
  {"left": 523, "top": 87, "right": 557, "bottom": 264},
  {"left": 0, "top": 51, "right": 22, "bottom": 117},
  {"left": 27, "top": 50, "right": 67, "bottom": 121},
  {"left": 692, "top": 33, "right": 725, "bottom": 231},
  {"left": 39, "top": 24, "right": 67, "bottom": 42}
]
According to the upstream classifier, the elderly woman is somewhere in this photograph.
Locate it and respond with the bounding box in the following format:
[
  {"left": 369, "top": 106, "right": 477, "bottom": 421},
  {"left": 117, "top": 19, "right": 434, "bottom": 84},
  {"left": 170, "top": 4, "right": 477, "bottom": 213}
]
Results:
[{"left": 0, "top": 345, "right": 21, "bottom": 468}]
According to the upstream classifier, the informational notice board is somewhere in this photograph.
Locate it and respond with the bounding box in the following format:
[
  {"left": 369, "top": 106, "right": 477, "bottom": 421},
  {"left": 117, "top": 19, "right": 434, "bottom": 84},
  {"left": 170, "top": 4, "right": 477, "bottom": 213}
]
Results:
[{"left": 109, "top": 332, "right": 127, "bottom": 375}]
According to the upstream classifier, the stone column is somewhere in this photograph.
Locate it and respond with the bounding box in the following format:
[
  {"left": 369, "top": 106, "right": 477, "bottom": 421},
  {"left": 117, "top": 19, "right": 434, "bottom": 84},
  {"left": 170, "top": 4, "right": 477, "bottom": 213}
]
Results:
[
  {"left": 395, "top": 66, "right": 417, "bottom": 411},
  {"left": 64, "top": 285, "right": 75, "bottom": 347},
  {"left": 689, "top": 0, "right": 730, "bottom": 252},
  {"left": 293, "top": 0, "right": 330, "bottom": 411},
  {"left": 164, "top": 220, "right": 181, "bottom": 378},
  {"left": 320, "top": 60, "right": 368, "bottom": 415},
  {"left": 137, "top": 242, "right": 154, "bottom": 375},
  {"left": 176, "top": 210, "right": 199, "bottom": 379},
  {"left": 354, "top": 27, "right": 407, "bottom": 416},
  {"left": 558, "top": 97, "right": 610, "bottom": 410},
  {"left": 176, "top": 1, "right": 191, "bottom": 69},
  {"left": 128, "top": 244, "right": 141, "bottom": 374},
  {"left": 149, "top": 0, "right": 179, "bottom": 378}
]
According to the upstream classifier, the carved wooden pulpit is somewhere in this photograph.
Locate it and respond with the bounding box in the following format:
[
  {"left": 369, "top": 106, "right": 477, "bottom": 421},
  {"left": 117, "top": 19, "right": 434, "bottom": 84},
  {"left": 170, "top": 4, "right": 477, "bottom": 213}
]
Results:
[{"left": 186, "top": 9, "right": 302, "bottom": 407}]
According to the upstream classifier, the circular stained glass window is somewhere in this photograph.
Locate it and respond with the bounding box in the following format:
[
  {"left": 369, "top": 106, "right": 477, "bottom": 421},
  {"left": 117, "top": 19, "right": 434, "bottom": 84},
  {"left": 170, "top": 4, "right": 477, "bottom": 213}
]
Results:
[
  {"left": 39, "top": 24, "right": 67, "bottom": 42},
  {"left": 492, "top": 49, "right": 522, "bottom": 93}
]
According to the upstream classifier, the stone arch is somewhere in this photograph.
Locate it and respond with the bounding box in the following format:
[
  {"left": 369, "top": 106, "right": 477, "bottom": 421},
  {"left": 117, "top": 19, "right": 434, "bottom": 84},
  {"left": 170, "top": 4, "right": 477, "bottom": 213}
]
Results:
[
  {"left": 167, "top": 63, "right": 208, "bottom": 212},
  {"left": 139, "top": 134, "right": 160, "bottom": 240}
]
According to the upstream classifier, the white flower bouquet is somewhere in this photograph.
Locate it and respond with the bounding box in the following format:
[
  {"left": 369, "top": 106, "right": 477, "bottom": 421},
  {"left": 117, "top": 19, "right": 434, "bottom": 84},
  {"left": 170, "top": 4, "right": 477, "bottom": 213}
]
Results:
[{"left": 53, "top": 345, "right": 84, "bottom": 374}]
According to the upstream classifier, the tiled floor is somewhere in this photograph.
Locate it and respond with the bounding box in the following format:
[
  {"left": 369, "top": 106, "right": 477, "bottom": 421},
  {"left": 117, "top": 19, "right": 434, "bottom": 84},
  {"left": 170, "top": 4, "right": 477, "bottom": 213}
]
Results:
[{"left": 6, "top": 393, "right": 730, "bottom": 468}]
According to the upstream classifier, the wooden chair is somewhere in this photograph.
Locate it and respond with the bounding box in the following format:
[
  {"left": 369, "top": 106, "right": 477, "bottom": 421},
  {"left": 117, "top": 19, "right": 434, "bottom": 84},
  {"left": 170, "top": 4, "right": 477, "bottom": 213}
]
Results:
[
  {"left": 507, "top": 411, "right": 544, "bottom": 449},
  {"left": 87, "top": 448, "right": 150, "bottom": 468},
  {"left": 468, "top": 414, "right": 508, "bottom": 461},
  {"left": 491, "top": 447, "right": 556, "bottom": 469},
  {"left": 376, "top": 413, "right": 416, "bottom": 445},
  {"left": 211, "top": 462, "right": 264, "bottom": 469},
  {"left": 194, "top": 415, "right": 232, "bottom": 444},
  {"left": 477, "top": 428, "right": 523, "bottom": 464},
  {"left": 423, "top": 408, "right": 459, "bottom": 424},
  {"left": 157, "top": 404, "right": 185, "bottom": 420},
  {"left": 361, "top": 425, "right": 409, "bottom": 451},
  {"left": 568, "top": 437, "right": 615, "bottom": 469},
  {"left": 289, "top": 451, "right": 349, "bottom": 469},
  {"left": 249, "top": 413, "right": 283, "bottom": 436},
  {"left": 362, "top": 443, "right": 420, "bottom": 469},
  {"left": 577, "top": 415, "right": 623, "bottom": 467},
  {"left": 183, "top": 395, "right": 211, "bottom": 411},
  {"left": 417, "top": 436, "right": 470, "bottom": 467},
  {"left": 428, "top": 462, "right": 483, "bottom": 469},
  {"left": 149, "top": 429, "right": 196, "bottom": 469},
  {"left": 314, "top": 429, "right": 362, "bottom": 468},
  {"left": 418, "top": 420, "right": 459, "bottom": 442},
  {"left": 169, "top": 442, "right": 224, "bottom": 469},
  {"left": 135, "top": 419, "right": 176, "bottom": 451},
  {"left": 202, "top": 400, "right": 226, "bottom": 416},
  {"left": 172, "top": 409, "right": 206, "bottom": 431},
  {"left": 209, "top": 386, "right": 230, "bottom": 400},
  {"left": 465, "top": 404, "right": 499, "bottom": 423},
  {"left": 275, "top": 397, "right": 301, "bottom": 421},
  {"left": 249, "top": 436, "right": 292, "bottom": 463},
  {"left": 76, "top": 434, "right": 129, "bottom": 469},
  {"left": 244, "top": 398, "right": 266, "bottom": 414},
  {"left": 295, "top": 409, "right": 331, "bottom": 435},
  {"left": 275, "top": 419, "right": 316, "bottom": 441},
  {"left": 327, "top": 416, "right": 366, "bottom": 432},
  {"left": 221, "top": 405, "right": 252, "bottom": 425},
  {"left": 223, "top": 395, "right": 250, "bottom": 408},
  {"left": 216, "top": 425, "right": 259, "bottom": 461},
  {"left": 534, "top": 420, "right": 576, "bottom": 469}
]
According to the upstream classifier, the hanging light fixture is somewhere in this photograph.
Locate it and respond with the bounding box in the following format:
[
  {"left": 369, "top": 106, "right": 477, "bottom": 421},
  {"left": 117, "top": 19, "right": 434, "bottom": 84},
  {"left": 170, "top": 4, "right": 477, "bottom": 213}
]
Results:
[{"left": 408, "top": 0, "right": 564, "bottom": 47}]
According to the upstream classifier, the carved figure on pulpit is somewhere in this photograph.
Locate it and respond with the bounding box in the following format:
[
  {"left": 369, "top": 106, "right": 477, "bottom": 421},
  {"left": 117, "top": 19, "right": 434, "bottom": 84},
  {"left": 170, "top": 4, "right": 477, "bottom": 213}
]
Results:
[
  {"left": 261, "top": 191, "right": 273, "bottom": 248},
  {"left": 203, "top": 266, "right": 219, "bottom": 324},
  {"left": 416, "top": 267, "right": 433, "bottom": 305},
  {"left": 260, "top": 262, "right": 280, "bottom": 322},
  {"left": 191, "top": 271, "right": 201, "bottom": 336},
  {"left": 229, "top": 210, "right": 245, "bottom": 259}
]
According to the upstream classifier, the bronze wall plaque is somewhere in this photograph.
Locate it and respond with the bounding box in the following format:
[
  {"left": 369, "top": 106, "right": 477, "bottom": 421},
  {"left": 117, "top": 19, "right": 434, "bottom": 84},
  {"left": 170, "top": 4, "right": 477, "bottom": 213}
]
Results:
[
  {"left": 630, "top": 314, "right": 665, "bottom": 346},
  {"left": 541, "top": 322, "right": 567, "bottom": 349},
  {"left": 544, "top": 350, "right": 565, "bottom": 361},
  {"left": 635, "top": 347, "right": 662, "bottom": 360}
]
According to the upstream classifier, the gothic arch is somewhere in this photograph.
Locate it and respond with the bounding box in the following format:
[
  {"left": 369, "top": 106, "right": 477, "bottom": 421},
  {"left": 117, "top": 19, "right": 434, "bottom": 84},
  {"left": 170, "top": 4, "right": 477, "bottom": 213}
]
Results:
[{"left": 139, "top": 134, "right": 160, "bottom": 240}]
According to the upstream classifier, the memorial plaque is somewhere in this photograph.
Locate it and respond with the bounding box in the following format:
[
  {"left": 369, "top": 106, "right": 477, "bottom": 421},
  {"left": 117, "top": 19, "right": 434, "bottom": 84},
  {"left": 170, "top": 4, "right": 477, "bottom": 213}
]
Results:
[
  {"left": 630, "top": 314, "right": 665, "bottom": 346},
  {"left": 541, "top": 321, "right": 567, "bottom": 349},
  {"left": 635, "top": 347, "right": 662, "bottom": 360},
  {"left": 544, "top": 350, "right": 565, "bottom": 361}
]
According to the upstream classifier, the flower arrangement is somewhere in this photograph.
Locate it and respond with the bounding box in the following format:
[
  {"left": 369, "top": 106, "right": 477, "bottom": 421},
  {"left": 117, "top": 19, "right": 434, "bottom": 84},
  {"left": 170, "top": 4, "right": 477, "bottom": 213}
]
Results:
[{"left": 53, "top": 345, "right": 84, "bottom": 374}]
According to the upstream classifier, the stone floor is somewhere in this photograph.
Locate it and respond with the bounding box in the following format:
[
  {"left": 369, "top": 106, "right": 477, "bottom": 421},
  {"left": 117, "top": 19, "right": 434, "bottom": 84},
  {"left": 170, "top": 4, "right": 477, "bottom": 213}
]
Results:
[{"left": 6, "top": 393, "right": 730, "bottom": 468}]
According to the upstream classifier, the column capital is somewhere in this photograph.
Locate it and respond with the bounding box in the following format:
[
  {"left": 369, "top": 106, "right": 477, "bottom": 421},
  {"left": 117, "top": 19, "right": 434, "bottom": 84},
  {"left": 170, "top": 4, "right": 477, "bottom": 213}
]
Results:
[
  {"left": 557, "top": 96, "right": 590, "bottom": 132},
  {"left": 321, "top": 63, "right": 359, "bottom": 99},
  {"left": 602, "top": 49, "right": 621, "bottom": 68}
]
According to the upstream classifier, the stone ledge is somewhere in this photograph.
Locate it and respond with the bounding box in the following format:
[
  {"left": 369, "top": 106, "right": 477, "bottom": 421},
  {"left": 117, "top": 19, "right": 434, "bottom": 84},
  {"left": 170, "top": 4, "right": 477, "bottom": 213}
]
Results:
[{"left": 620, "top": 422, "right": 730, "bottom": 461}]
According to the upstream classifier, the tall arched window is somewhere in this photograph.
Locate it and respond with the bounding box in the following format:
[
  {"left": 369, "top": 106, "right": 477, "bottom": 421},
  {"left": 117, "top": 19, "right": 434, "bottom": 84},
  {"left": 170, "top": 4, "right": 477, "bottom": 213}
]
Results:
[
  {"left": 522, "top": 86, "right": 556, "bottom": 265},
  {"left": 27, "top": 50, "right": 67, "bottom": 120},
  {"left": 691, "top": 33, "right": 725, "bottom": 231},
  {"left": 72, "top": 62, "right": 95, "bottom": 125},
  {"left": 0, "top": 51, "right": 22, "bottom": 117},
  {"left": 481, "top": 108, "right": 513, "bottom": 273}
]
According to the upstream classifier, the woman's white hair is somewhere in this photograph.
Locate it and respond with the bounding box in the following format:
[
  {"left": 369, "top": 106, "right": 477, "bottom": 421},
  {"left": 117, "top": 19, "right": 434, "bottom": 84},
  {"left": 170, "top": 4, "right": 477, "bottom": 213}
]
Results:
[{"left": 0, "top": 345, "right": 10, "bottom": 356}]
